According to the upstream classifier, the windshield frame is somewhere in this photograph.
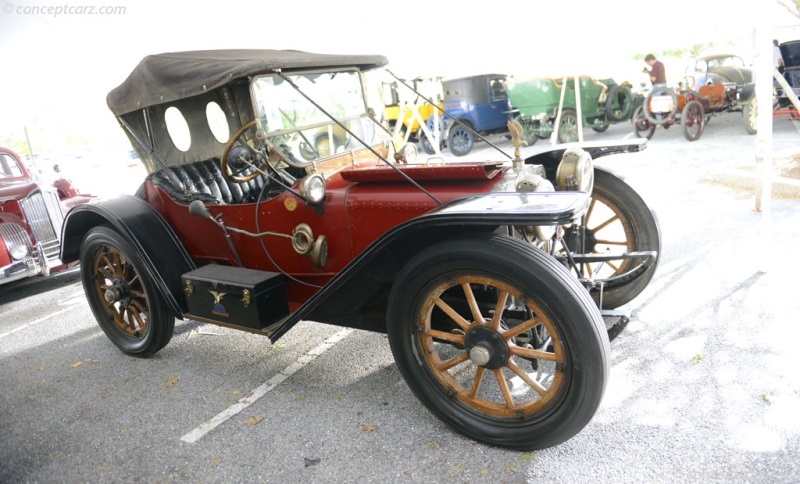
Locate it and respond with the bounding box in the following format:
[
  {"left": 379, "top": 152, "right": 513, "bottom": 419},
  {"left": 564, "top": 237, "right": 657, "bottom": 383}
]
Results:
[{"left": 249, "top": 67, "right": 391, "bottom": 167}]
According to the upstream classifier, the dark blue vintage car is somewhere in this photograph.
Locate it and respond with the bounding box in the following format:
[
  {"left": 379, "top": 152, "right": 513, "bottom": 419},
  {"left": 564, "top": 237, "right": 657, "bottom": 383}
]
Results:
[{"left": 423, "top": 74, "right": 511, "bottom": 156}]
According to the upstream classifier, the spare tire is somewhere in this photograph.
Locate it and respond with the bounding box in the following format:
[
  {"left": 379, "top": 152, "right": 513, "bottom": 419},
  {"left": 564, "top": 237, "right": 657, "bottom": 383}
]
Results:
[
  {"left": 643, "top": 87, "right": 678, "bottom": 125},
  {"left": 605, "top": 85, "right": 633, "bottom": 121}
]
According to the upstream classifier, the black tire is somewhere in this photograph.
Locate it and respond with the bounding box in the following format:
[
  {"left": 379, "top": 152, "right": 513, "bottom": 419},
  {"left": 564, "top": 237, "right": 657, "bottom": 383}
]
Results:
[
  {"left": 743, "top": 96, "right": 757, "bottom": 135},
  {"left": 643, "top": 87, "right": 678, "bottom": 125},
  {"left": 80, "top": 225, "right": 174, "bottom": 357},
  {"left": 681, "top": 100, "right": 705, "bottom": 141},
  {"left": 387, "top": 233, "right": 609, "bottom": 451},
  {"left": 605, "top": 85, "right": 633, "bottom": 121},
  {"left": 579, "top": 168, "right": 661, "bottom": 309},
  {"left": 447, "top": 123, "right": 474, "bottom": 156},
  {"left": 631, "top": 105, "right": 655, "bottom": 139},
  {"left": 592, "top": 123, "right": 609, "bottom": 133},
  {"left": 557, "top": 109, "right": 579, "bottom": 143}
]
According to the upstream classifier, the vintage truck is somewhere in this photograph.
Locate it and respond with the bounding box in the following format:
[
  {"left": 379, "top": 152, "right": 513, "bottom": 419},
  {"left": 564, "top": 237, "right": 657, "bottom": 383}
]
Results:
[{"left": 59, "top": 49, "right": 660, "bottom": 450}]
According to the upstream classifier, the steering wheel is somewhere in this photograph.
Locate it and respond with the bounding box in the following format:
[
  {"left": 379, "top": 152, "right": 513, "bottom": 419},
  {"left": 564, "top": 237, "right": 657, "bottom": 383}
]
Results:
[{"left": 221, "top": 120, "right": 269, "bottom": 183}]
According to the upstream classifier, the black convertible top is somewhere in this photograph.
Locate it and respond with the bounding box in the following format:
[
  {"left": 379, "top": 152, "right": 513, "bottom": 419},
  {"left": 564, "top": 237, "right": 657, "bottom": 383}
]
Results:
[{"left": 107, "top": 49, "right": 389, "bottom": 116}]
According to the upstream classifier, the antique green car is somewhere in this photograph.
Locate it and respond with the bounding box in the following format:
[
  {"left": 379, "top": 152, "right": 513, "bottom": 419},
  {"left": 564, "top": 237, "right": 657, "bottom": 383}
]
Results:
[{"left": 507, "top": 76, "right": 635, "bottom": 144}]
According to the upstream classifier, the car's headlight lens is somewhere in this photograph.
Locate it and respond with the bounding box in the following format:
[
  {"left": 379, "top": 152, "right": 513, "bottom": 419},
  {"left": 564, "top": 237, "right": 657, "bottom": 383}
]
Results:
[
  {"left": 556, "top": 147, "right": 594, "bottom": 192},
  {"left": 8, "top": 242, "right": 29, "bottom": 260},
  {"left": 300, "top": 174, "right": 326, "bottom": 204}
]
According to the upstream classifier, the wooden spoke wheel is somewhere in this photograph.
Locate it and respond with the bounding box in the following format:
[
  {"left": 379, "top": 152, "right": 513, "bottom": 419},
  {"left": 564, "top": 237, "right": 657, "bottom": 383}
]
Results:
[
  {"left": 565, "top": 169, "right": 661, "bottom": 309},
  {"left": 416, "top": 274, "right": 567, "bottom": 418},
  {"left": 80, "top": 226, "right": 174, "bottom": 357},
  {"left": 388, "top": 233, "right": 609, "bottom": 450}
]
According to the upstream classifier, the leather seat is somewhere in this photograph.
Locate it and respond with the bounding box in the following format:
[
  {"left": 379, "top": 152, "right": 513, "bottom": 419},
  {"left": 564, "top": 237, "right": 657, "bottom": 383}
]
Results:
[{"left": 149, "top": 158, "right": 269, "bottom": 204}]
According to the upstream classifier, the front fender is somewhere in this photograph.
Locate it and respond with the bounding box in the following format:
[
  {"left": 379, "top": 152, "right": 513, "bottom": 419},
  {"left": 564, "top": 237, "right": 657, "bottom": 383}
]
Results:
[
  {"left": 268, "top": 191, "right": 588, "bottom": 341},
  {"left": 60, "top": 196, "right": 195, "bottom": 317},
  {"left": 524, "top": 139, "right": 647, "bottom": 180}
]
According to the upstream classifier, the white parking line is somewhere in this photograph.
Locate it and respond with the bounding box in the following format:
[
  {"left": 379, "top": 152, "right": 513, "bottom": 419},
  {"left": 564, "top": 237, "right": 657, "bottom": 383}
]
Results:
[
  {"left": 0, "top": 306, "right": 77, "bottom": 340},
  {"left": 180, "top": 328, "right": 353, "bottom": 444}
]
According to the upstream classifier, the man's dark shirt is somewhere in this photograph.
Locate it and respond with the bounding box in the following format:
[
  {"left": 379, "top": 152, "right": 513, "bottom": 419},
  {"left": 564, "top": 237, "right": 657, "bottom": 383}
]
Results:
[{"left": 650, "top": 60, "right": 666, "bottom": 84}]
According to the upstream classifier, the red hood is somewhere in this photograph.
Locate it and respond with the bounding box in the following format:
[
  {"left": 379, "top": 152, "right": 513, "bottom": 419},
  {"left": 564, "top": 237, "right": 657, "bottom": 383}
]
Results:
[{"left": 0, "top": 179, "right": 38, "bottom": 201}]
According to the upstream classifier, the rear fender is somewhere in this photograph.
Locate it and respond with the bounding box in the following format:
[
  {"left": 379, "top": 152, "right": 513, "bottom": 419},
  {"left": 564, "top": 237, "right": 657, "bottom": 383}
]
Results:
[
  {"left": 269, "top": 191, "right": 588, "bottom": 341},
  {"left": 60, "top": 196, "right": 195, "bottom": 317}
]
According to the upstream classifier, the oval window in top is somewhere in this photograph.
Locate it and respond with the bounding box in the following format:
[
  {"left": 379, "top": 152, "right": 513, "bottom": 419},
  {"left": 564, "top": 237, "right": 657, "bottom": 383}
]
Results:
[
  {"left": 206, "top": 101, "right": 230, "bottom": 144},
  {"left": 165, "top": 106, "right": 191, "bottom": 152}
]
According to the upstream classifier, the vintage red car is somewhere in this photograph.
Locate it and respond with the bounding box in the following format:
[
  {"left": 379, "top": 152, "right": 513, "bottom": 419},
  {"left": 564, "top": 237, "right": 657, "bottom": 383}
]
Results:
[
  {"left": 0, "top": 147, "right": 92, "bottom": 285},
  {"left": 60, "top": 50, "right": 660, "bottom": 450}
]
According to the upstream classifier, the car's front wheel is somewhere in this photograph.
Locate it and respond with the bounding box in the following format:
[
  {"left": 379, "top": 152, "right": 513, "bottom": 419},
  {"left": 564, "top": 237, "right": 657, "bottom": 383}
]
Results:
[
  {"left": 80, "top": 225, "right": 174, "bottom": 357},
  {"left": 387, "top": 233, "right": 609, "bottom": 450},
  {"left": 557, "top": 109, "right": 580, "bottom": 143}
]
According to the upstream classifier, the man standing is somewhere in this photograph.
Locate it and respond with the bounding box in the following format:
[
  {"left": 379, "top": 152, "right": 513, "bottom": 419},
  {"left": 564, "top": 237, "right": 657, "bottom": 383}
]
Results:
[{"left": 643, "top": 54, "right": 667, "bottom": 87}]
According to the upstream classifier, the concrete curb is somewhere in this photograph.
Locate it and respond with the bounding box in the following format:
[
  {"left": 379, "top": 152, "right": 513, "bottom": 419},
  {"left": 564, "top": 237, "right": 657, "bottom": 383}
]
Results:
[{"left": 702, "top": 168, "right": 800, "bottom": 198}]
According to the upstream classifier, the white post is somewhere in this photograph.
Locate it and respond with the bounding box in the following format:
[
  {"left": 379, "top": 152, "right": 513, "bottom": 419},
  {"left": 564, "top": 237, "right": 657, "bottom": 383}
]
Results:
[
  {"left": 550, "top": 76, "right": 568, "bottom": 144},
  {"left": 575, "top": 75, "right": 584, "bottom": 142},
  {"left": 754, "top": 19, "right": 773, "bottom": 272}
]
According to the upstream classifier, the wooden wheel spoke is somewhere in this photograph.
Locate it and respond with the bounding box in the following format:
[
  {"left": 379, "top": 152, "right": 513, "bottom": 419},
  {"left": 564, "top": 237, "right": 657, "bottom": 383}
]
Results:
[
  {"left": 508, "top": 360, "right": 548, "bottom": 396},
  {"left": 503, "top": 317, "right": 540, "bottom": 341},
  {"left": 590, "top": 214, "right": 620, "bottom": 233},
  {"left": 492, "top": 369, "right": 515, "bottom": 408},
  {"left": 439, "top": 352, "right": 470, "bottom": 372},
  {"left": 586, "top": 197, "right": 597, "bottom": 221},
  {"left": 124, "top": 308, "right": 138, "bottom": 332},
  {"left": 97, "top": 267, "right": 115, "bottom": 282},
  {"left": 101, "top": 255, "right": 118, "bottom": 274},
  {"left": 594, "top": 238, "right": 628, "bottom": 246},
  {"left": 129, "top": 289, "right": 146, "bottom": 299},
  {"left": 130, "top": 306, "right": 147, "bottom": 331},
  {"left": 510, "top": 345, "right": 562, "bottom": 363},
  {"left": 468, "top": 367, "right": 486, "bottom": 399},
  {"left": 461, "top": 283, "right": 483, "bottom": 324},
  {"left": 427, "top": 329, "right": 465, "bottom": 346},
  {"left": 488, "top": 291, "right": 509, "bottom": 330},
  {"left": 434, "top": 298, "right": 472, "bottom": 332}
]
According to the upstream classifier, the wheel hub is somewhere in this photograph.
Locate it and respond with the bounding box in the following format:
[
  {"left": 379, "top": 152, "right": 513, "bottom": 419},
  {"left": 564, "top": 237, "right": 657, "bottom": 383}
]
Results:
[
  {"left": 104, "top": 278, "right": 131, "bottom": 307},
  {"left": 465, "top": 326, "right": 509, "bottom": 369},
  {"left": 564, "top": 226, "right": 597, "bottom": 254}
]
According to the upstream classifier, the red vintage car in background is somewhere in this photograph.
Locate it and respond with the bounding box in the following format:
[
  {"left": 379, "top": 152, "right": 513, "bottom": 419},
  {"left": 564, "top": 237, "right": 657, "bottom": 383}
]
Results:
[{"left": 0, "top": 146, "right": 92, "bottom": 285}]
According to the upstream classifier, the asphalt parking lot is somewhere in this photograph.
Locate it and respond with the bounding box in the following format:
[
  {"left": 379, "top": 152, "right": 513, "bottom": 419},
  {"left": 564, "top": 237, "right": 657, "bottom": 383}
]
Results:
[{"left": 2, "top": 113, "right": 799, "bottom": 482}]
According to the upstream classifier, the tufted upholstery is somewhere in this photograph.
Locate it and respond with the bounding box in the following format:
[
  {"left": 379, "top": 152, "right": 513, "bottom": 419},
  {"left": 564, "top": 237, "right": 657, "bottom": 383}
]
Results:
[{"left": 148, "top": 158, "right": 270, "bottom": 204}]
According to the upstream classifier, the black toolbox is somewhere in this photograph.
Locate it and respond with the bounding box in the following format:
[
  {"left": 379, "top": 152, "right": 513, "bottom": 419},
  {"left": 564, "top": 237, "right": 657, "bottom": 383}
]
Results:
[{"left": 182, "top": 264, "right": 289, "bottom": 331}]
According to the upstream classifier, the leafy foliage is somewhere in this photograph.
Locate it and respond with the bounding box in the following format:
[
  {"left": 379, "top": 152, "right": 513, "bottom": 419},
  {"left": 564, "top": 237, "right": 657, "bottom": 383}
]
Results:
[{"left": 778, "top": 0, "right": 800, "bottom": 18}]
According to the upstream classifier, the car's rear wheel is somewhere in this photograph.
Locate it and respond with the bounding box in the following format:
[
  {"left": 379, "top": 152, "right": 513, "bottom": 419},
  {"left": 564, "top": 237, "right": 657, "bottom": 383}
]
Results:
[
  {"left": 387, "top": 234, "right": 609, "bottom": 450},
  {"left": 682, "top": 100, "right": 705, "bottom": 141},
  {"left": 744, "top": 96, "right": 757, "bottom": 135},
  {"left": 447, "top": 123, "right": 474, "bottom": 156},
  {"left": 80, "top": 225, "right": 174, "bottom": 357}
]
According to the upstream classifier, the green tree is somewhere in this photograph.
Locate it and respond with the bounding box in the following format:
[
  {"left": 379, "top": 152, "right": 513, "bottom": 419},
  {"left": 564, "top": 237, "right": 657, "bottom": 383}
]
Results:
[{"left": 779, "top": 0, "right": 800, "bottom": 18}]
